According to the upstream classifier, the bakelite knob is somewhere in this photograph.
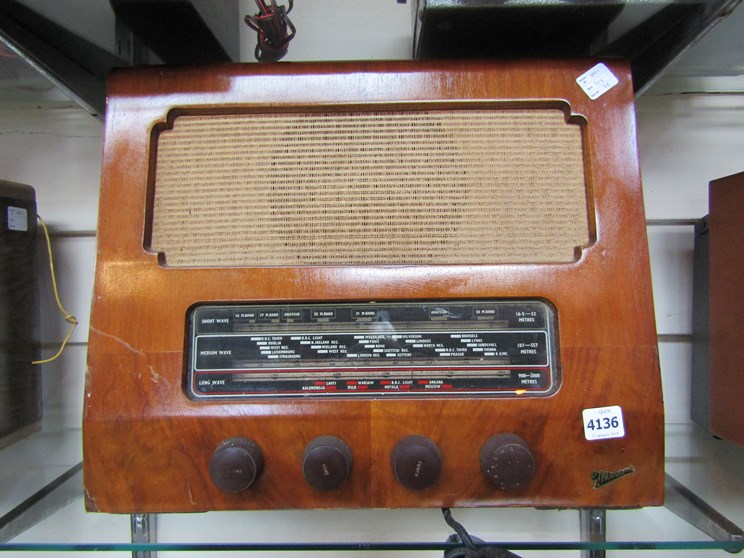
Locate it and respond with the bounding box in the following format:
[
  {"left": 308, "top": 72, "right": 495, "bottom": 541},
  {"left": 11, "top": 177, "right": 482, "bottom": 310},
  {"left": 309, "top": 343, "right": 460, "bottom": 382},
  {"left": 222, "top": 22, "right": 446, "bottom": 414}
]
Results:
[
  {"left": 391, "top": 435, "right": 442, "bottom": 490},
  {"left": 302, "top": 435, "right": 353, "bottom": 491},
  {"left": 209, "top": 437, "right": 264, "bottom": 493},
  {"left": 480, "top": 433, "right": 535, "bottom": 491}
]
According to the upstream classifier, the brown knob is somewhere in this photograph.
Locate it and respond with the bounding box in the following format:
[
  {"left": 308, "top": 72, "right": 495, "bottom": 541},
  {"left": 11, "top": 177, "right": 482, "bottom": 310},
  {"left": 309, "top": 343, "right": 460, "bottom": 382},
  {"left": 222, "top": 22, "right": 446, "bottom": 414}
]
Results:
[
  {"left": 391, "top": 435, "right": 442, "bottom": 490},
  {"left": 209, "top": 437, "right": 264, "bottom": 493},
  {"left": 302, "top": 435, "right": 352, "bottom": 491},
  {"left": 480, "top": 433, "right": 535, "bottom": 491}
]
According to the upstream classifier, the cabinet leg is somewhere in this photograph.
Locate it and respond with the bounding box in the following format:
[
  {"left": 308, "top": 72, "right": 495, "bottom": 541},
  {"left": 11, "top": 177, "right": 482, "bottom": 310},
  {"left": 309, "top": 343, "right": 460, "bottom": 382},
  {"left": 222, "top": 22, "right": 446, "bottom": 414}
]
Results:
[
  {"left": 131, "top": 513, "right": 157, "bottom": 558},
  {"left": 580, "top": 508, "right": 606, "bottom": 558}
]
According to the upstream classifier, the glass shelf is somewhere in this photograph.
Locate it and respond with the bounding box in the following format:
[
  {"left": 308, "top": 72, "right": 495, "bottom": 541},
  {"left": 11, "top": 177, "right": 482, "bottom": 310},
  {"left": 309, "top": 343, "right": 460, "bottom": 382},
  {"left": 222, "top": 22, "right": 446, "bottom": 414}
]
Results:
[
  {"left": 1, "top": 540, "right": 743, "bottom": 553},
  {"left": 1, "top": 425, "right": 744, "bottom": 554},
  {"left": 411, "top": 0, "right": 742, "bottom": 94}
]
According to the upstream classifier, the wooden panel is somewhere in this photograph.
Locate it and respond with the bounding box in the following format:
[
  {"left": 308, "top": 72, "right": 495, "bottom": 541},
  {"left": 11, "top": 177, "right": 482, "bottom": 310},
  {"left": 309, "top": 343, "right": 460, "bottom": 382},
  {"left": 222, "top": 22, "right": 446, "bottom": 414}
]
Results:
[
  {"left": 708, "top": 171, "right": 744, "bottom": 445},
  {"left": 83, "top": 59, "right": 663, "bottom": 512}
]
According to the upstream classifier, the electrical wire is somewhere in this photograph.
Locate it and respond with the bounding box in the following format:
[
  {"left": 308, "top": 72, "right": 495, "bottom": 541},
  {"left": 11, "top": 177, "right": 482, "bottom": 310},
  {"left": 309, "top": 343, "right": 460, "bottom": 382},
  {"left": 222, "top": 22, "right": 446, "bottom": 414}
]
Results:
[
  {"left": 31, "top": 216, "right": 78, "bottom": 365},
  {"left": 244, "top": 0, "right": 296, "bottom": 62},
  {"left": 442, "top": 508, "right": 522, "bottom": 558},
  {"left": 443, "top": 507, "right": 477, "bottom": 550}
]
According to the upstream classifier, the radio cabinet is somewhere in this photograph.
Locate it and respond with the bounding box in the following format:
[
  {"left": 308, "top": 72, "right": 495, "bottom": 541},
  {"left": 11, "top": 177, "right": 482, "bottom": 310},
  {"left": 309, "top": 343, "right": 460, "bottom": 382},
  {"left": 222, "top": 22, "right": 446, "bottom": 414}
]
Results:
[{"left": 84, "top": 59, "right": 663, "bottom": 512}]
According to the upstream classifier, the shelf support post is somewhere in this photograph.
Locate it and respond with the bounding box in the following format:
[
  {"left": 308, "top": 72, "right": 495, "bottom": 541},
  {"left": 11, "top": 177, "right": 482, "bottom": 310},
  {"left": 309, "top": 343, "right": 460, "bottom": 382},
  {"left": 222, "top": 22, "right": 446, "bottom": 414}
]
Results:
[
  {"left": 131, "top": 513, "right": 157, "bottom": 558},
  {"left": 580, "top": 508, "right": 606, "bottom": 558}
]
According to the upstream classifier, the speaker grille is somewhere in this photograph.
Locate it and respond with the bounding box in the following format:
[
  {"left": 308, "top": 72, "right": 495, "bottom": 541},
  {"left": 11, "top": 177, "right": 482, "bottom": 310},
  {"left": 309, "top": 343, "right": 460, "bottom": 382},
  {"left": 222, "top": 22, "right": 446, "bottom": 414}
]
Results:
[{"left": 150, "top": 109, "right": 589, "bottom": 266}]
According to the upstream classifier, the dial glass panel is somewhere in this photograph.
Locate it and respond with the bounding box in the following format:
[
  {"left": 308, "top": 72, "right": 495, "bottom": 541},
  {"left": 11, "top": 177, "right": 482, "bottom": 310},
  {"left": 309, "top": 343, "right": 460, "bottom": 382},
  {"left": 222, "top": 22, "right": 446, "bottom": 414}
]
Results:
[{"left": 186, "top": 300, "right": 560, "bottom": 399}]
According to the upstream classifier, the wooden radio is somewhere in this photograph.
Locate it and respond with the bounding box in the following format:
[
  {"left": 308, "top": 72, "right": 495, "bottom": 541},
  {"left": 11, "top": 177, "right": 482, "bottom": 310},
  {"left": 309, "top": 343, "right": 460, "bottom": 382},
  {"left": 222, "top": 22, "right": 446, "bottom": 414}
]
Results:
[
  {"left": 83, "top": 59, "right": 664, "bottom": 513},
  {"left": 692, "top": 171, "right": 744, "bottom": 446}
]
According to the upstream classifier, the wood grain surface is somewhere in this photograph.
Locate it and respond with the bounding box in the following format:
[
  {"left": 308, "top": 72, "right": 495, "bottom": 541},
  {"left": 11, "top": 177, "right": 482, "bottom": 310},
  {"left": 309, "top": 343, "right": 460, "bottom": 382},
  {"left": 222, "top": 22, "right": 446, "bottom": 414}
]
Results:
[
  {"left": 708, "top": 171, "right": 744, "bottom": 446},
  {"left": 83, "top": 59, "right": 664, "bottom": 512}
]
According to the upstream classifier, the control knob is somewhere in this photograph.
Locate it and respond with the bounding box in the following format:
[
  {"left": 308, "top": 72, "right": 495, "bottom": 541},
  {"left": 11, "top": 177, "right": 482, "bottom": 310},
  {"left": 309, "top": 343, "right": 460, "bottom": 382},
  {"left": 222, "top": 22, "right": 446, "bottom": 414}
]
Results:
[
  {"left": 302, "top": 435, "right": 353, "bottom": 491},
  {"left": 209, "top": 437, "right": 264, "bottom": 493},
  {"left": 391, "top": 435, "right": 442, "bottom": 490},
  {"left": 480, "top": 433, "right": 535, "bottom": 491}
]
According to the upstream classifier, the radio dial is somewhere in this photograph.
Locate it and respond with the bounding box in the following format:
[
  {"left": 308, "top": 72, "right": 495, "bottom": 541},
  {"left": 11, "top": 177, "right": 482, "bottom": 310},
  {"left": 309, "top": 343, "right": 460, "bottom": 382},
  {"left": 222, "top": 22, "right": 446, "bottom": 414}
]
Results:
[
  {"left": 391, "top": 435, "right": 442, "bottom": 490},
  {"left": 209, "top": 437, "right": 264, "bottom": 493},
  {"left": 480, "top": 433, "right": 535, "bottom": 491},
  {"left": 302, "top": 435, "right": 353, "bottom": 491}
]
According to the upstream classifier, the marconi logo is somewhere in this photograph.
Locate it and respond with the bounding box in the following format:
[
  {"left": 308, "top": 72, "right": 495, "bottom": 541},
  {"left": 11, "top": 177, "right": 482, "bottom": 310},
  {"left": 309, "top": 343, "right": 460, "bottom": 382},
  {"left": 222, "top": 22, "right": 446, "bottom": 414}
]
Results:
[{"left": 591, "top": 466, "right": 636, "bottom": 489}]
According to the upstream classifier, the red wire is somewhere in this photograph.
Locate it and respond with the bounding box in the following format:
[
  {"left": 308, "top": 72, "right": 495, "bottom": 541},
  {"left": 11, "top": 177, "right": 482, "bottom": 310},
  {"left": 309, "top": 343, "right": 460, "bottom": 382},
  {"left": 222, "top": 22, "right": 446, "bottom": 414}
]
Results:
[{"left": 244, "top": 0, "right": 295, "bottom": 62}]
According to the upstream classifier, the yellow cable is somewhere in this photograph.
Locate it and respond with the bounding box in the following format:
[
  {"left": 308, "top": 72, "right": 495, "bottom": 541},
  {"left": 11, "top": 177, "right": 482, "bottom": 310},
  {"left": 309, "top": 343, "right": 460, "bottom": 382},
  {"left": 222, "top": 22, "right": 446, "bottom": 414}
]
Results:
[{"left": 31, "top": 215, "right": 78, "bottom": 365}]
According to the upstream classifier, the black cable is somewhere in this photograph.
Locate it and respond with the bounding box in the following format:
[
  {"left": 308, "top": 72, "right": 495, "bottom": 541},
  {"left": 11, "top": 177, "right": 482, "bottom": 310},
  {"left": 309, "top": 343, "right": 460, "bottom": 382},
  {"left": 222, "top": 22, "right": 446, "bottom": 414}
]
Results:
[
  {"left": 441, "top": 508, "right": 523, "bottom": 558},
  {"left": 443, "top": 507, "right": 477, "bottom": 549}
]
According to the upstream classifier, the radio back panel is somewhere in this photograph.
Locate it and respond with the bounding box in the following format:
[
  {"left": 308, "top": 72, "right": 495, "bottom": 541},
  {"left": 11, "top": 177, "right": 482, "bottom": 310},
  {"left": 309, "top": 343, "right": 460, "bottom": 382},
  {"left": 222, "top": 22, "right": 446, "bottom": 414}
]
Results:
[{"left": 84, "top": 60, "right": 663, "bottom": 513}]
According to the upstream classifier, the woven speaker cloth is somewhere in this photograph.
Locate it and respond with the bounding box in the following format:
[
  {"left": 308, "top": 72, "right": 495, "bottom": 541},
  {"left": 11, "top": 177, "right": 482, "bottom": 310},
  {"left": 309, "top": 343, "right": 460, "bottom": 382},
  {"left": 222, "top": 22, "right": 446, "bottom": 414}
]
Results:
[{"left": 150, "top": 109, "right": 589, "bottom": 266}]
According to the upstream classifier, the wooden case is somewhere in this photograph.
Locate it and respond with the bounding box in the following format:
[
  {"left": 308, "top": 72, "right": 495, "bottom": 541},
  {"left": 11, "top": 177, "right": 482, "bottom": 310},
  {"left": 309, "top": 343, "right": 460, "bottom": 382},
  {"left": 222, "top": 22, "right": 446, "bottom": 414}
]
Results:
[
  {"left": 692, "top": 171, "right": 744, "bottom": 446},
  {"left": 83, "top": 59, "right": 663, "bottom": 512}
]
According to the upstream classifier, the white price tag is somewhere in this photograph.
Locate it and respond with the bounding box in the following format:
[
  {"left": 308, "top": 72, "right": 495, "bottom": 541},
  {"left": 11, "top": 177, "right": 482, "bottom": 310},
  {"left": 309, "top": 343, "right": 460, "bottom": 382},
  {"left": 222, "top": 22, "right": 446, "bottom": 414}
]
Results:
[
  {"left": 576, "top": 63, "right": 619, "bottom": 100},
  {"left": 582, "top": 405, "right": 625, "bottom": 441},
  {"left": 7, "top": 206, "right": 28, "bottom": 232}
]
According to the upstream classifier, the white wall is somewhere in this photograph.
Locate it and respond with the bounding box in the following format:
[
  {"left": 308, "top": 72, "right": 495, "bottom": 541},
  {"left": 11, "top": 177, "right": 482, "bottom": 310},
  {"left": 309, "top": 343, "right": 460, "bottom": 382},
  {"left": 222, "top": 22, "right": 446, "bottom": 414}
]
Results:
[{"left": 2, "top": 1, "right": 744, "bottom": 555}]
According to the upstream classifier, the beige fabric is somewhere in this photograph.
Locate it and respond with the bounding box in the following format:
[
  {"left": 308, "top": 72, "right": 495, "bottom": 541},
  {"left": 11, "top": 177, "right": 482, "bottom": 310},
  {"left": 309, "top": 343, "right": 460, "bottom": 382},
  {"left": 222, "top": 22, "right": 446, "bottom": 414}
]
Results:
[{"left": 150, "top": 109, "right": 589, "bottom": 266}]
